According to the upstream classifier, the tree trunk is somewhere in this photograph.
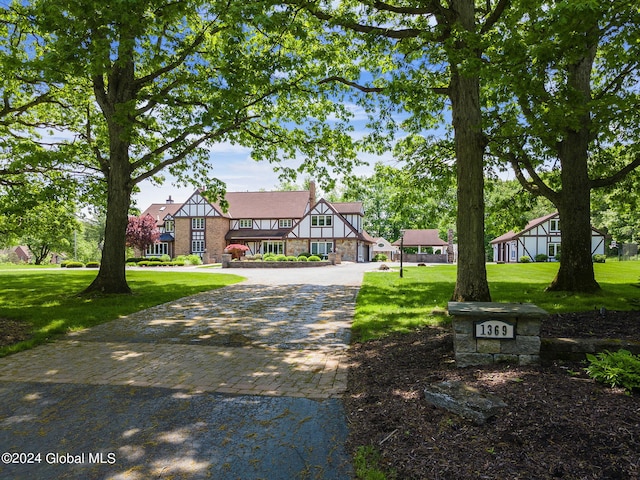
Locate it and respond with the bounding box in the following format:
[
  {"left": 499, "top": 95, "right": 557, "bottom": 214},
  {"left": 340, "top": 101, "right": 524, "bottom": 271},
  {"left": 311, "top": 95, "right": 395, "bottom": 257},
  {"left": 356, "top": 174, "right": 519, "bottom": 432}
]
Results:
[
  {"left": 546, "top": 35, "right": 600, "bottom": 293},
  {"left": 547, "top": 129, "right": 600, "bottom": 292},
  {"left": 82, "top": 137, "right": 133, "bottom": 295},
  {"left": 449, "top": 0, "right": 491, "bottom": 302}
]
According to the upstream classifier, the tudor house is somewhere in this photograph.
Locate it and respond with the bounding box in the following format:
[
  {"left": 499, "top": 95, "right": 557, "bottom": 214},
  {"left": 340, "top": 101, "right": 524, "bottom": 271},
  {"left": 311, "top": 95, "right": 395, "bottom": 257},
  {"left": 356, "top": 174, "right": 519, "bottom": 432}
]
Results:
[
  {"left": 490, "top": 212, "right": 606, "bottom": 263},
  {"left": 140, "top": 182, "right": 374, "bottom": 263}
]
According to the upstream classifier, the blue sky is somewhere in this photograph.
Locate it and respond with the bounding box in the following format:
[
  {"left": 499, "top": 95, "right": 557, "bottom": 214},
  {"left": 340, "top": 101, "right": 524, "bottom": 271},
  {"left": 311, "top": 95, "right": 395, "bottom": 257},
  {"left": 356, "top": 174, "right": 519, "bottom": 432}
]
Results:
[{"left": 132, "top": 102, "right": 399, "bottom": 208}]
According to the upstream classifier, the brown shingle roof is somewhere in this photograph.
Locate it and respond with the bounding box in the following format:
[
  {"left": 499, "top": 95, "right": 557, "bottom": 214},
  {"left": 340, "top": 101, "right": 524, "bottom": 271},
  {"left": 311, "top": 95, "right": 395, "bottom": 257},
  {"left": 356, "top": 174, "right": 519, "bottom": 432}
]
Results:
[
  {"left": 223, "top": 191, "right": 310, "bottom": 219},
  {"left": 392, "top": 229, "right": 448, "bottom": 247},
  {"left": 332, "top": 202, "right": 363, "bottom": 215},
  {"left": 140, "top": 203, "right": 182, "bottom": 225}
]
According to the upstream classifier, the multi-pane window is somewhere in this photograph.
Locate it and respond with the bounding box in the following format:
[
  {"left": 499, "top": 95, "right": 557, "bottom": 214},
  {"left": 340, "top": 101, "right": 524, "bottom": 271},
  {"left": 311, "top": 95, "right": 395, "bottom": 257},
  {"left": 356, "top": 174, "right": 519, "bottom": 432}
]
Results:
[
  {"left": 548, "top": 243, "right": 561, "bottom": 257},
  {"left": 262, "top": 241, "right": 284, "bottom": 255},
  {"left": 550, "top": 219, "right": 560, "bottom": 232},
  {"left": 311, "top": 215, "right": 332, "bottom": 227},
  {"left": 164, "top": 220, "right": 174, "bottom": 232},
  {"left": 191, "top": 231, "right": 205, "bottom": 254},
  {"left": 311, "top": 241, "right": 333, "bottom": 256},
  {"left": 279, "top": 219, "right": 292, "bottom": 228},
  {"left": 192, "top": 218, "right": 205, "bottom": 230},
  {"left": 239, "top": 219, "right": 252, "bottom": 229},
  {"left": 145, "top": 243, "right": 168, "bottom": 256}
]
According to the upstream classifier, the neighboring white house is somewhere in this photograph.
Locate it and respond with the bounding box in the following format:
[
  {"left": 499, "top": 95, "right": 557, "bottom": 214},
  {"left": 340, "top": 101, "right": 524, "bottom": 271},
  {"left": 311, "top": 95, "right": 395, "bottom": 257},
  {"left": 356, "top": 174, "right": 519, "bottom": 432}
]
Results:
[
  {"left": 490, "top": 212, "right": 606, "bottom": 263},
  {"left": 372, "top": 237, "right": 398, "bottom": 261}
]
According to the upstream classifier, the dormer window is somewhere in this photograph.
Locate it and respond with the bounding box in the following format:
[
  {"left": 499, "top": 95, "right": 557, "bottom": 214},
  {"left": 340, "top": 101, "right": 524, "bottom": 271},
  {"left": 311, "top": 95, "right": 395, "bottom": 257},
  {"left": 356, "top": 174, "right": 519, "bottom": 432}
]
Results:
[
  {"left": 164, "top": 220, "right": 175, "bottom": 232},
  {"left": 239, "top": 219, "right": 252, "bottom": 229},
  {"left": 279, "top": 219, "right": 292, "bottom": 228}
]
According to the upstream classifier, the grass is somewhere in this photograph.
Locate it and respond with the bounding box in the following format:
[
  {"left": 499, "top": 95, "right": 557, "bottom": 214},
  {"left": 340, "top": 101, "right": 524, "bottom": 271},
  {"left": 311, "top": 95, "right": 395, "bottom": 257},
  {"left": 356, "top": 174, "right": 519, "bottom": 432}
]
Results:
[
  {"left": 0, "top": 268, "right": 244, "bottom": 357},
  {"left": 353, "top": 262, "right": 640, "bottom": 341}
]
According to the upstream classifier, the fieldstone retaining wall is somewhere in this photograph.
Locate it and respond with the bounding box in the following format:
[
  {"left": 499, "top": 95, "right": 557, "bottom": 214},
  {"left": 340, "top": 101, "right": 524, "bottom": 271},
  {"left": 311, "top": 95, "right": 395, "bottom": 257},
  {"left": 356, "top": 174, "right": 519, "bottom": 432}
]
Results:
[
  {"left": 541, "top": 337, "right": 640, "bottom": 364},
  {"left": 448, "top": 302, "right": 547, "bottom": 367}
]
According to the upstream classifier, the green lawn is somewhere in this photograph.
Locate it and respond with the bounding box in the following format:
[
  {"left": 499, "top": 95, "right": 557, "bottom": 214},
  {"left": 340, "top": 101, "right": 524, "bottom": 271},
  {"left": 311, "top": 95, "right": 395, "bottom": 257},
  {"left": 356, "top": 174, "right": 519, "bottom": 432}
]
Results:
[
  {"left": 0, "top": 269, "right": 244, "bottom": 356},
  {"left": 353, "top": 262, "right": 640, "bottom": 341}
]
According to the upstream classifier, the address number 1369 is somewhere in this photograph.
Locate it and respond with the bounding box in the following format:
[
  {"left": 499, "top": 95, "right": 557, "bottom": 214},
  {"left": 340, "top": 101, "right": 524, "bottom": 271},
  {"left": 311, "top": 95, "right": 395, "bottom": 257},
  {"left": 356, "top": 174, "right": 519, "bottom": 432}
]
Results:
[{"left": 474, "top": 320, "right": 515, "bottom": 339}]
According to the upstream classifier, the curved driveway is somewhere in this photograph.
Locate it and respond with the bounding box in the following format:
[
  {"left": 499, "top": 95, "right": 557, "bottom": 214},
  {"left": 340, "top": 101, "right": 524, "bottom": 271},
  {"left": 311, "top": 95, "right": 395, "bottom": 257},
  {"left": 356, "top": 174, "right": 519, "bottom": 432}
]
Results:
[{"left": 0, "top": 262, "right": 381, "bottom": 480}]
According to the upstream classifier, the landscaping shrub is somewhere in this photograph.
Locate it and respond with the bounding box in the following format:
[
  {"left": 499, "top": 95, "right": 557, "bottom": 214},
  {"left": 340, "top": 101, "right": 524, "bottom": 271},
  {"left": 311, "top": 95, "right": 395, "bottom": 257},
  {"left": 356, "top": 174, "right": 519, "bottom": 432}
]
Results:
[
  {"left": 534, "top": 254, "right": 548, "bottom": 262},
  {"left": 85, "top": 262, "right": 100, "bottom": 268},
  {"left": 585, "top": 349, "right": 640, "bottom": 393},
  {"left": 593, "top": 254, "right": 607, "bottom": 263},
  {"left": 373, "top": 253, "right": 388, "bottom": 262},
  {"left": 298, "top": 252, "right": 311, "bottom": 258},
  {"left": 275, "top": 254, "right": 288, "bottom": 261},
  {"left": 286, "top": 256, "right": 298, "bottom": 261},
  {"left": 65, "top": 261, "right": 85, "bottom": 268},
  {"left": 308, "top": 255, "right": 322, "bottom": 262},
  {"left": 253, "top": 254, "right": 262, "bottom": 260},
  {"left": 185, "top": 254, "right": 202, "bottom": 265},
  {"left": 519, "top": 256, "right": 531, "bottom": 263},
  {"left": 263, "top": 254, "right": 277, "bottom": 261},
  {"left": 126, "top": 257, "right": 146, "bottom": 263},
  {"left": 296, "top": 255, "right": 308, "bottom": 261}
]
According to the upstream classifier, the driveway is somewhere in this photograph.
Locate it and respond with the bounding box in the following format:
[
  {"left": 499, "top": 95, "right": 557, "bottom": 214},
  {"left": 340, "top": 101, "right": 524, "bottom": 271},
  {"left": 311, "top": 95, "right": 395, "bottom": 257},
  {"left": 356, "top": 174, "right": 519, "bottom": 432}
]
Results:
[{"left": 0, "top": 262, "right": 383, "bottom": 479}]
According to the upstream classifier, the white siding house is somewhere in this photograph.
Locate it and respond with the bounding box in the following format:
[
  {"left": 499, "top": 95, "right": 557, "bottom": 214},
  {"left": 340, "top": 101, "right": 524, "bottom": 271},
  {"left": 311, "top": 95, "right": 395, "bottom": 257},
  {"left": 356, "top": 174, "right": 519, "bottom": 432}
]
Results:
[{"left": 491, "top": 212, "right": 606, "bottom": 263}]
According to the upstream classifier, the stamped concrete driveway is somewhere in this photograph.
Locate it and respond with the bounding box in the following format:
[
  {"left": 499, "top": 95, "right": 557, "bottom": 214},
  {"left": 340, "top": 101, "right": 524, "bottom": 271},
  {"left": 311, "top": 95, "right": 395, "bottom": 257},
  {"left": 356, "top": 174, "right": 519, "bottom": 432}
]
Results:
[{"left": 0, "top": 262, "right": 380, "bottom": 480}]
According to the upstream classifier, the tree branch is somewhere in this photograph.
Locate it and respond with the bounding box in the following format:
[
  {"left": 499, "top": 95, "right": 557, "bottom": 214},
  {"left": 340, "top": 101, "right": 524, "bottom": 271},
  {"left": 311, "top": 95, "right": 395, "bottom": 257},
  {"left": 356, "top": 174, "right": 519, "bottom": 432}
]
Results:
[
  {"left": 590, "top": 153, "right": 640, "bottom": 189},
  {"left": 319, "top": 76, "right": 384, "bottom": 93}
]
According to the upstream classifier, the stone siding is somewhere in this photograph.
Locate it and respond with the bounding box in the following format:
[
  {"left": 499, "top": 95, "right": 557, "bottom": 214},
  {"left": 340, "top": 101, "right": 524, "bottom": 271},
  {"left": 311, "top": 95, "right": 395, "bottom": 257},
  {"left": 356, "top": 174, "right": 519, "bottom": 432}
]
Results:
[
  {"left": 335, "top": 239, "right": 358, "bottom": 262},
  {"left": 448, "top": 302, "right": 547, "bottom": 367},
  {"left": 286, "top": 239, "right": 309, "bottom": 257}
]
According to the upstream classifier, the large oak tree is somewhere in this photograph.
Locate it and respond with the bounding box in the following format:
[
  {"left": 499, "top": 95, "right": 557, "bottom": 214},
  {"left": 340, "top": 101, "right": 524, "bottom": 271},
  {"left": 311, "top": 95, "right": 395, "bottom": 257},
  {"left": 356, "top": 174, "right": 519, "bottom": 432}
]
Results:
[
  {"left": 487, "top": 0, "right": 640, "bottom": 292},
  {"left": 15, "top": 0, "right": 361, "bottom": 293},
  {"left": 292, "top": 0, "right": 517, "bottom": 301}
]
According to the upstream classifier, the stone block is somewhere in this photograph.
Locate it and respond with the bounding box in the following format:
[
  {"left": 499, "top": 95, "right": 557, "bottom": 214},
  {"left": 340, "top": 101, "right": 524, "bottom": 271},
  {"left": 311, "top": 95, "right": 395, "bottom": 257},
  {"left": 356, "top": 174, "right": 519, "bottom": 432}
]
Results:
[
  {"left": 501, "top": 336, "right": 540, "bottom": 355},
  {"left": 477, "top": 339, "right": 501, "bottom": 354},
  {"left": 454, "top": 334, "right": 476, "bottom": 353},
  {"left": 494, "top": 354, "right": 519, "bottom": 364},
  {"left": 424, "top": 381, "right": 507, "bottom": 425},
  {"left": 519, "top": 354, "right": 540, "bottom": 366},
  {"left": 452, "top": 319, "right": 473, "bottom": 335},
  {"left": 516, "top": 318, "right": 541, "bottom": 336},
  {"left": 455, "top": 353, "right": 494, "bottom": 368}
]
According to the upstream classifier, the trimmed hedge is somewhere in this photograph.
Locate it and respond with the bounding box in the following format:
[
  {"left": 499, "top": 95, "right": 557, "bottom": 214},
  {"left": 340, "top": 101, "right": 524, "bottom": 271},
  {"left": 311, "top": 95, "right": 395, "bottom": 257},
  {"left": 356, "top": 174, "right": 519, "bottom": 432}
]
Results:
[{"left": 308, "top": 255, "right": 322, "bottom": 262}]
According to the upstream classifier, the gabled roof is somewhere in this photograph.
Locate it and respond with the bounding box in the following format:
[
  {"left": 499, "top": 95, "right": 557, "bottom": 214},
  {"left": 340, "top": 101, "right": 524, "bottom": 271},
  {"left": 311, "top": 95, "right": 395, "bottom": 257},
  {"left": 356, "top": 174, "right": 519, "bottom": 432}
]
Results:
[
  {"left": 223, "top": 190, "right": 310, "bottom": 219},
  {"left": 139, "top": 203, "right": 182, "bottom": 225},
  {"left": 392, "top": 229, "right": 448, "bottom": 247},
  {"left": 332, "top": 202, "right": 364, "bottom": 215},
  {"left": 490, "top": 212, "right": 558, "bottom": 244}
]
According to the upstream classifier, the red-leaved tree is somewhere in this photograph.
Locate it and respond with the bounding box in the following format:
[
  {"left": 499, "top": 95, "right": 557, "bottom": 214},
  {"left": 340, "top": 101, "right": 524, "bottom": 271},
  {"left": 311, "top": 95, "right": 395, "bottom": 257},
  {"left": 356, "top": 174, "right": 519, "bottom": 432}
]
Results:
[{"left": 125, "top": 214, "right": 160, "bottom": 254}]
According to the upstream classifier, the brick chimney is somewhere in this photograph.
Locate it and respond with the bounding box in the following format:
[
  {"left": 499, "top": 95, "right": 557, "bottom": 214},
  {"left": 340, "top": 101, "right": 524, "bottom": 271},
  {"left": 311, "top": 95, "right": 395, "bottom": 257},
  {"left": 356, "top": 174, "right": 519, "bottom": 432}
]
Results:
[{"left": 308, "top": 180, "right": 316, "bottom": 209}]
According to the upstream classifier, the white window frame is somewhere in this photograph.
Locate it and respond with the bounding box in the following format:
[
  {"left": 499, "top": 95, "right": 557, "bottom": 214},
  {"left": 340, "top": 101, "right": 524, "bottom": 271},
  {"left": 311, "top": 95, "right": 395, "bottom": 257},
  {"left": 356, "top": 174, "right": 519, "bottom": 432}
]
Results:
[
  {"left": 262, "top": 241, "right": 284, "bottom": 255},
  {"left": 192, "top": 240, "right": 205, "bottom": 253},
  {"left": 145, "top": 242, "right": 168, "bottom": 257},
  {"left": 279, "top": 219, "right": 292, "bottom": 228},
  {"left": 239, "top": 219, "right": 253, "bottom": 229},
  {"left": 311, "top": 241, "right": 333, "bottom": 256},
  {"left": 550, "top": 219, "right": 560, "bottom": 232},
  {"left": 192, "top": 218, "right": 205, "bottom": 230},
  {"left": 164, "top": 220, "right": 174, "bottom": 232},
  {"left": 311, "top": 215, "right": 332, "bottom": 227},
  {"left": 548, "top": 242, "right": 561, "bottom": 258}
]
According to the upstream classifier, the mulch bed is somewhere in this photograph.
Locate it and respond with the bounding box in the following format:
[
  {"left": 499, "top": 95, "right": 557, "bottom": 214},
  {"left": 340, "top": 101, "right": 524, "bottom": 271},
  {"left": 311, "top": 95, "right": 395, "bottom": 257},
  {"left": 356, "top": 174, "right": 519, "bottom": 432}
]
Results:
[{"left": 345, "top": 311, "right": 640, "bottom": 479}]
